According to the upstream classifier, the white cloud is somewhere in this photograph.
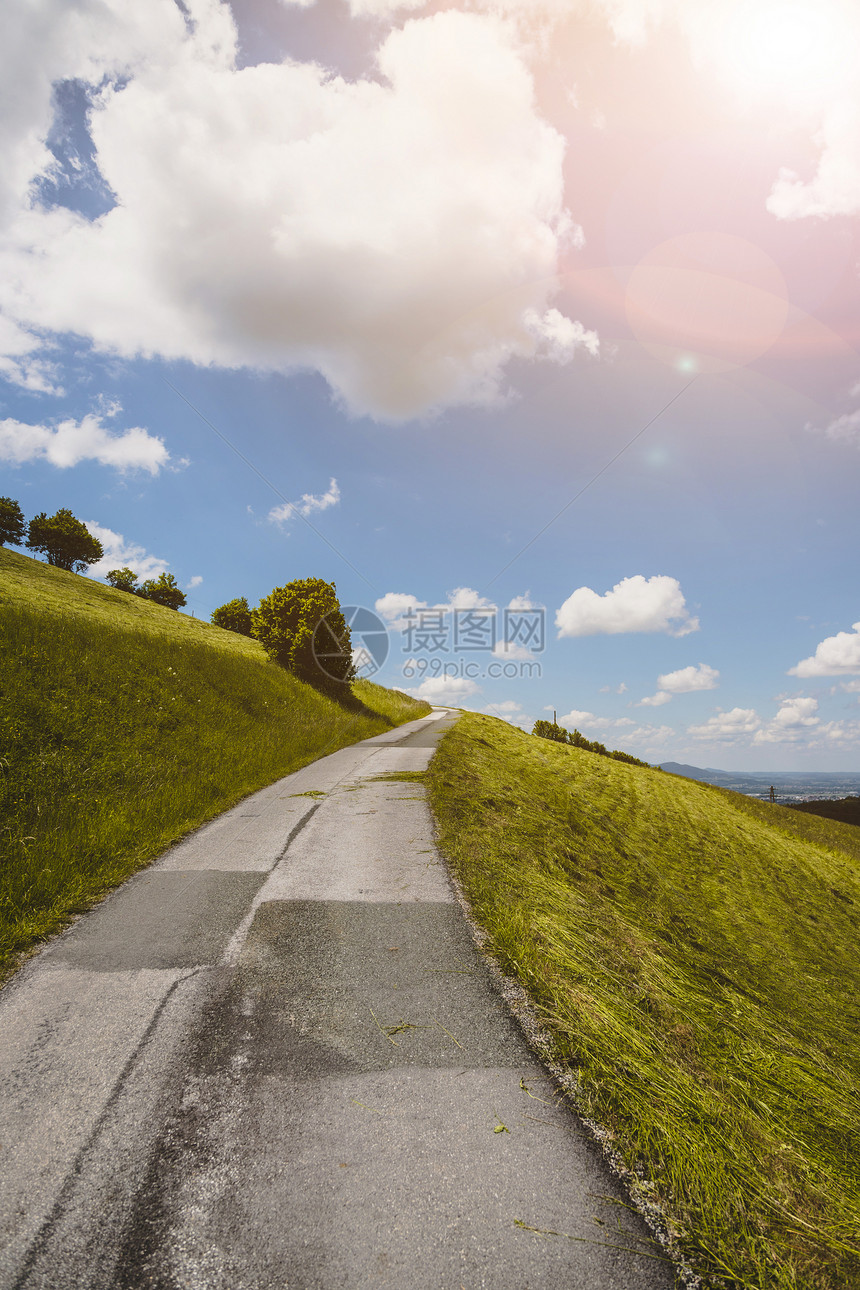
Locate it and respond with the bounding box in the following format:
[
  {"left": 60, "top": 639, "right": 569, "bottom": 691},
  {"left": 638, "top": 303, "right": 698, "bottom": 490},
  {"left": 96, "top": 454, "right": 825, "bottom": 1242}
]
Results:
[
  {"left": 404, "top": 674, "right": 480, "bottom": 704},
  {"left": 269, "top": 478, "right": 340, "bottom": 525},
  {"left": 767, "top": 107, "right": 860, "bottom": 220},
  {"left": 83, "top": 521, "right": 169, "bottom": 581},
  {"left": 0, "top": 316, "right": 62, "bottom": 393},
  {"left": 375, "top": 592, "right": 427, "bottom": 628},
  {"left": 523, "top": 307, "right": 598, "bottom": 363},
  {"left": 809, "top": 407, "right": 860, "bottom": 449},
  {"left": 560, "top": 708, "right": 598, "bottom": 727},
  {"left": 445, "top": 586, "right": 495, "bottom": 611},
  {"left": 376, "top": 586, "right": 496, "bottom": 632},
  {"left": 507, "top": 592, "right": 535, "bottom": 611},
  {"left": 639, "top": 662, "right": 719, "bottom": 706},
  {"left": 753, "top": 696, "right": 820, "bottom": 744},
  {"left": 466, "top": 0, "right": 860, "bottom": 224},
  {"left": 688, "top": 707, "right": 761, "bottom": 741},
  {"left": 789, "top": 622, "right": 860, "bottom": 677},
  {"left": 817, "top": 719, "right": 860, "bottom": 747},
  {"left": 556, "top": 575, "right": 699, "bottom": 638},
  {"left": 658, "top": 662, "right": 719, "bottom": 693},
  {"left": 483, "top": 699, "right": 531, "bottom": 727},
  {"left": 0, "top": 412, "right": 170, "bottom": 474},
  {"left": 186, "top": 575, "right": 203, "bottom": 589},
  {"left": 492, "top": 640, "right": 534, "bottom": 660},
  {"left": 639, "top": 690, "right": 673, "bottom": 707},
  {"left": 1, "top": 4, "right": 595, "bottom": 421}
]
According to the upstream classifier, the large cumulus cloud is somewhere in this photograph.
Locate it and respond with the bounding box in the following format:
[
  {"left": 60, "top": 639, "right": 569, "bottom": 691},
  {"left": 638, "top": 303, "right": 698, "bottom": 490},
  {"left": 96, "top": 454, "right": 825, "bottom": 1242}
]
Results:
[{"left": 0, "top": 0, "right": 596, "bottom": 419}]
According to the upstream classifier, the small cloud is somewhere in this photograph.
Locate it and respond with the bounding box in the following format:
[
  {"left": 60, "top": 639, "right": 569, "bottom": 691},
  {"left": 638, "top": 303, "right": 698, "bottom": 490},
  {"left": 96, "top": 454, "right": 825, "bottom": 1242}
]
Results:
[
  {"left": 559, "top": 708, "right": 598, "bottom": 727},
  {"left": 404, "top": 675, "right": 480, "bottom": 704},
  {"left": 638, "top": 662, "right": 719, "bottom": 707},
  {"left": 269, "top": 478, "right": 340, "bottom": 525},
  {"left": 556, "top": 575, "right": 699, "bottom": 638},
  {"left": 483, "top": 699, "right": 531, "bottom": 728},
  {"left": 523, "top": 307, "right": 598, "bottom": 364},
  {"left": 808, "top": 407, "right": 860, "bottom": 448},
  {"left": 789, "top": 621, "right": 860, "bottom": 676},
  {"left": 375, "top": 586, "right": 496, "bottom": 635},
  {"left": 507, "top": 592, "right": 535, "bottom": 611},
  {"left": 84, "top": 522, "right": 169, "bottom": 581},
  {"left": 0, "top": 413, "right": 170, "bottom": 474},
  {"left": 375, "top": 592, "right": 428, "bottom": 633},
  {"left": 492, "top": 640, "right": 533, "bottom": 660},
  {"left": 186, "top": 575, "right": 203, "bottom": 589},
  {"left": 639, "top": 690, "right": 673, "bottom": 707},
  {"left": 754, "top": 696, "right": 820, "bottom": 744},
  {"left": 687, "top": 708, "right": 761, "bottom": 741}
]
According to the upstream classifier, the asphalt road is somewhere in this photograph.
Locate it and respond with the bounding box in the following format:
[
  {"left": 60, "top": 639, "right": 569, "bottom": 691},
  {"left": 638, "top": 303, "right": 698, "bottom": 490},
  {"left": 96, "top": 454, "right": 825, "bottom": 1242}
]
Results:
[{"left": 0, "top": 709, "right": 676, "bottom": 1289}]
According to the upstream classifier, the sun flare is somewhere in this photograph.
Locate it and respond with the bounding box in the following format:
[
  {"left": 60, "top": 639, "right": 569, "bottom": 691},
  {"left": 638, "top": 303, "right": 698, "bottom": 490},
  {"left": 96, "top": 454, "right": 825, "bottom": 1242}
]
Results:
[{"left": 713, "top": 0, "right": 855, "bottom": 103}]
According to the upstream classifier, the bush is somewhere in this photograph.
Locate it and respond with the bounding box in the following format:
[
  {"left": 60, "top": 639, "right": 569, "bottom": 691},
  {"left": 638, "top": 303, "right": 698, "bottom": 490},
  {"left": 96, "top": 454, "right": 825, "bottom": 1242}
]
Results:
[
  {"left": 532, "top": 719, "right": 569, "bottom": 743},
  {"left": 252, "top": 577, "right": 354, "bottom": 694},
  {"left": 0, "top": 498, "right": 25, "bottom": 547},
  {"left": 106, "top": 567, "right": 141, "bottom": 594},
  {"left": 26, "top": 509, "right": 103, "bottom": 572},
  {"left": 532, "top": 718, "right": 650, "bottom": 768},
  {"left": 211, "top": 596, "right": 253, "bottom": 636},
  {"left": 139, "top": 572, "right": 186, "bottom": 611}
]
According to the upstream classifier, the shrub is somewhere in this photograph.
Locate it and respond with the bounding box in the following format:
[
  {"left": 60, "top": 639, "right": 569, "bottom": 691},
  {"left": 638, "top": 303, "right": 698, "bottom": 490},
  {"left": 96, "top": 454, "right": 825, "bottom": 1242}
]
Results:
[
  {"left": 0, "top": 497, "right": 26, "bottom": 547},
  {"left": 532, "top": 718, "right": 650, "bottom": 768},
  {"left": 139, "top": 572, "right": 186, "bottom": 610},
  {"left": 211, "top": 596, "right": 253, "bottom": 636},
  {"left": 252, "top": 577, "right": 354, "bottom": 694},
  {"left": 532, "top": 719, "right": 570, "bottom": 743},
  {"left": 26, "top": 509, "right": 103, "bottom": 572},
  {"left": 106, "top": 567, "right": 141, "bottom": 594}
]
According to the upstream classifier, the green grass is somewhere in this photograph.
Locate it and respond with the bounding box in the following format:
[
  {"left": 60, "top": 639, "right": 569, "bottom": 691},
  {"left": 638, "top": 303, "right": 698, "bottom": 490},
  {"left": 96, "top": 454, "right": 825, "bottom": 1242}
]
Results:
[
  {"left": 427, "top": 713, "right": 860, "bottom": 1289},
  {"left": 0, "top": 547, "right": 429, "bottom": 979}
]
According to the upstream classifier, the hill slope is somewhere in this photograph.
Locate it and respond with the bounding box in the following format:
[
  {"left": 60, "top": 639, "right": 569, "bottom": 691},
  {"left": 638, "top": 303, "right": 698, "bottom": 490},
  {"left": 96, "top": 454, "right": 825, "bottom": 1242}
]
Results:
[
  {"left": 428, "top": 713, "right": 860, "bottom": 1290},
  {"left": 0, "top": 547, "right": 429, "bottom": 978}
]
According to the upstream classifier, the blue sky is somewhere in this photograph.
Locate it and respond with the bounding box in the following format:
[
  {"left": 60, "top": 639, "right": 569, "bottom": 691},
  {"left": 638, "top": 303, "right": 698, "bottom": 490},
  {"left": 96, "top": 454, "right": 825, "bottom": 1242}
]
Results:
[{"left": 2, "top": 0, "right": 860, "bottom": 768}]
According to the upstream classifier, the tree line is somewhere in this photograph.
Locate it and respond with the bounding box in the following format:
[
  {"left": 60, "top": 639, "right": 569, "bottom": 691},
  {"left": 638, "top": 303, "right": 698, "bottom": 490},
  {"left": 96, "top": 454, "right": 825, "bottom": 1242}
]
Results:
[
  {"left": 2, "top": 498, "right": 354, "bottom": 687},
  {"left": 532, "top": 718, "right": 651, "bottom": 768},
  {"left": 0, "top": 496, "right": 186, "bottom": 610}
]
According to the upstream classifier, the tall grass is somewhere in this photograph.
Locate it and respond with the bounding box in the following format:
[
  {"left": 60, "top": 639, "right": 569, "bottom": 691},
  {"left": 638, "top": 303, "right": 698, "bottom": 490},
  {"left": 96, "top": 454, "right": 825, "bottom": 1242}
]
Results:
[
  {"left": 0, "top": 550, "right": 429, "bottom": 978},
  {"left": 428, "top": 713, "right": 860, "bottom": 1289}
]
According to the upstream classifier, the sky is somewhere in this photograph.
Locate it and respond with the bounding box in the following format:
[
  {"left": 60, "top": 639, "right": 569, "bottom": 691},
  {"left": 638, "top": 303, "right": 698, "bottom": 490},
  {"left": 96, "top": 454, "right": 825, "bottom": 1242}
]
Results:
[{"left": 2, "top": 0, "right": 860, "bottom": 769}]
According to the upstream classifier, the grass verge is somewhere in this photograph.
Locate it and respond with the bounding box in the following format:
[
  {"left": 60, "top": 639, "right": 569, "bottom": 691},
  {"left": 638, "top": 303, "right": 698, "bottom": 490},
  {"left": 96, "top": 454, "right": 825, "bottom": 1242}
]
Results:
[
  {"left": 427, "top": 712, "right": 860, "bottom": 1289},
  {"left": 0, "top": 548, "right": 429, "bottom": 980}
]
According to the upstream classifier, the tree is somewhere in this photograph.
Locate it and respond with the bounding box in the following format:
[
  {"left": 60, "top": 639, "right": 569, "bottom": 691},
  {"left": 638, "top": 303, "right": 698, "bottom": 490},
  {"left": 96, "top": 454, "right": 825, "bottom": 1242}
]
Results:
[
  {"left": 26, "top": 508, "right": 103, "bottom": 572},
  {"left": 252, "top": 577, "right": 354, "bottom": 693},
  {"left": 532, "top": 719, "right": 570, "bottom": 743},
  {"left": 211, "top": 596, "right": 253, "bottom": 636},
  {"left": 139, "top": 572, "right": 187, "bottom": 610},
  {"left": 0, "top": 497, "right": 26, "bottom": 547},
  {"left": 106, "top": 567, "right": 141, "bottom": 594}
]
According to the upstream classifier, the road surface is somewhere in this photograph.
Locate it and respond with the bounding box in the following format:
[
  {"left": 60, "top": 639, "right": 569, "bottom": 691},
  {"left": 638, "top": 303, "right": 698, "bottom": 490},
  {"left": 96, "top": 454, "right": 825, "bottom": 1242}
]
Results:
[{"left": 0, "top": 709, "right": 676, "bottom": 1289}]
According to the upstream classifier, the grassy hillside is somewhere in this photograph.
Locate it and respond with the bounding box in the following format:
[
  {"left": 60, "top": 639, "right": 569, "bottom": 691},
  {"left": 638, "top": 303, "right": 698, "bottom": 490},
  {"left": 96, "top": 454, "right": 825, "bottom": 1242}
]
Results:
[
  {"left": 428, "top": 713, "right": 860, "bottom": 1290},
  {"left": 0, "top": 547, "right": 429, "bottom": 980}
]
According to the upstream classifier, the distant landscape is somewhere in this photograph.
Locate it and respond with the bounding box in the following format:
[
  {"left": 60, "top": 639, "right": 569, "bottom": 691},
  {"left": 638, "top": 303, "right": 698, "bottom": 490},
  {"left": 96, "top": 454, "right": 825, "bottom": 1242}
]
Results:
[{"left": 661, "top": 762, "right": 860, "bottom": 804}]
